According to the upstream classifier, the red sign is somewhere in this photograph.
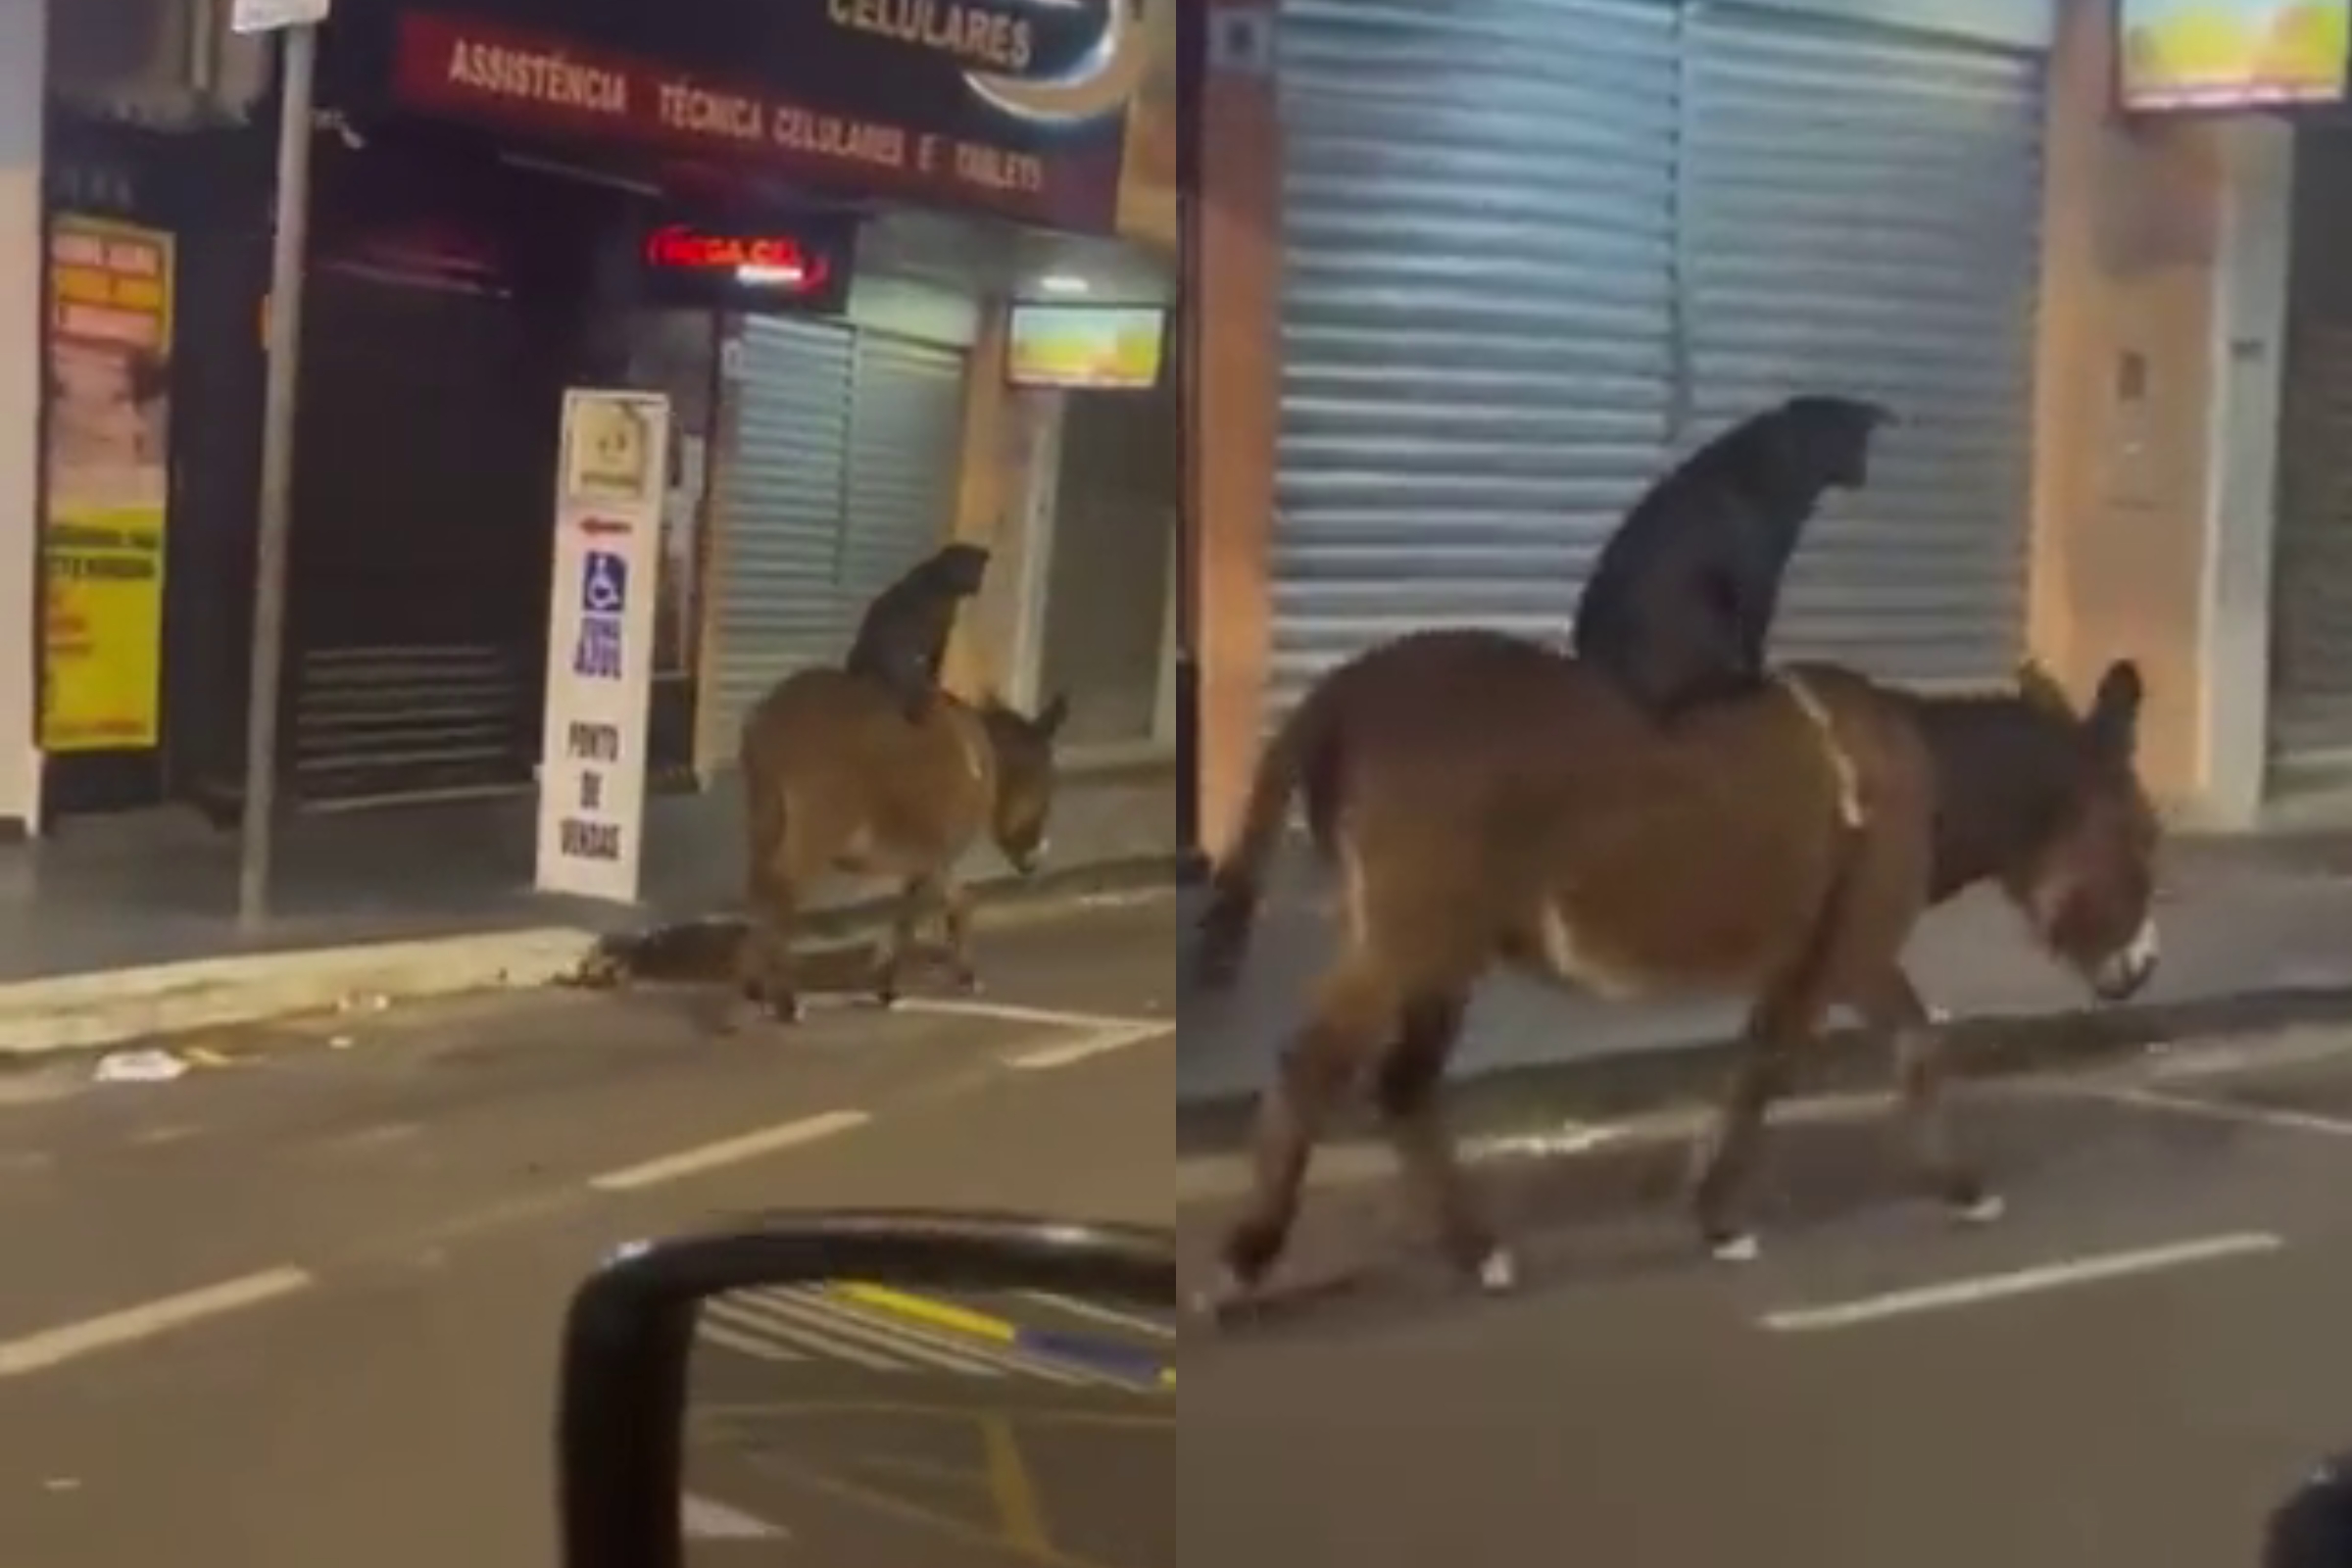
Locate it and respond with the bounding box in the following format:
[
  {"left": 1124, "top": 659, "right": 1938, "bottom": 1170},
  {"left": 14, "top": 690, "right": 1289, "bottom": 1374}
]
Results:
[
  {"left": 390, "top": 12, "right": 1122, "bottom": 230},
  {"left": 642, "top": 226, "right": 830, "bottom": 295}
]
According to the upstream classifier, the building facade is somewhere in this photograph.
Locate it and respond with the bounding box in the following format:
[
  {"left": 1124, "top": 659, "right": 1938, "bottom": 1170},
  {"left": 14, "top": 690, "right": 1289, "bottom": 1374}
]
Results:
[
  {"left": 1190, "top": 0, "right": 2348, "bottom": 851},
  {"left": 15, "top": 0, "right": 1181, "bottom": 891}
]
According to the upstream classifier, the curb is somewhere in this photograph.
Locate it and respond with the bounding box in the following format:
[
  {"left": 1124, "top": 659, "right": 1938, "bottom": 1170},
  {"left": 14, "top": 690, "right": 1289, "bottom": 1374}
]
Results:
[
  {"left": 0, "top": 855, "right": 1177, "bottom": 1060},
  {"left": 1174, "top": 980, "right": 2352, "bottom": 1158},
  {"left": 0, "top": 929, "right": 593, "bottom": 1059}
]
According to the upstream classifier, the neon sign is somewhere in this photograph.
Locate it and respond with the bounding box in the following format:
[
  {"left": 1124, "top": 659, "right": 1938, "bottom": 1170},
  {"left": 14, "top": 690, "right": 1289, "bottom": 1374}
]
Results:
[{"left": 641, "top": 225, "right": 832, "bottom": 294}]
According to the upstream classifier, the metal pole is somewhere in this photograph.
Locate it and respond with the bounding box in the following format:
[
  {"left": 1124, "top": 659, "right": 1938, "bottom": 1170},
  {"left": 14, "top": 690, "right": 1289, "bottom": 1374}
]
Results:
[{"left": 237, "top": 24, "right": 318, "bottom": 930}]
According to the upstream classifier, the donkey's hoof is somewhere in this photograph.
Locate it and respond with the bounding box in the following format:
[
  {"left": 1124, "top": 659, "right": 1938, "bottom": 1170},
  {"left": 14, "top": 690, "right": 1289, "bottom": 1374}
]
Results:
[
  {"left": 1707, "top": 1230, "right": 1761, "bottom": 1264},
  {"left": 1189, "top": 1265, "right": 1251, "bottom": 1321},
  {"left": 766, "top": 997, "right": 804, "bottom": 1027},
  {"left": 871, "top": 989, "right": 901, "bottom": 1011},
  {"left": 1473, "top": 1247, "right": 1520, "bottom": 1294},
  {"left": 1949, "top": 1190, "right": 2006, "bottom": 1226},
  {"left": 951, "top": 970, "right": 985, "bottom": 997}
]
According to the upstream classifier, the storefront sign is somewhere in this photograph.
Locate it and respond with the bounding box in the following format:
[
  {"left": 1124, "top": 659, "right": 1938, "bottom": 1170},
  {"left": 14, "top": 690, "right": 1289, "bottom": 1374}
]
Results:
[
  {"left": 2119, "top": 0, "right": 2350, "bottom": 109},
  {"left": 637, "top": 218, "right": 858, "bottom": 314},
  {"left": 537, "top": 389, "right": 670, "bottom": 904},
  {"left": 233, "top": 0, "right": 331, "bottom": 32},
  {"left": 1006, "top": 303, "right": 1165, "bottom": 389},
  {"left": 376, "top": 3, "right": 1143, "bottom": 229},
  {"left": 40, "top": 215, "right": 175, "bottom": 755}
]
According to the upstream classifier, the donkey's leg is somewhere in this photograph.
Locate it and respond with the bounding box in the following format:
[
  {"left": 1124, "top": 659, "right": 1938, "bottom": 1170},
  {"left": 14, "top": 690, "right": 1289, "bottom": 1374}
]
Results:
[
  {"left": 1851, "top": 964, "right": 1999, "bottom": 1224},
  {"left": 1374, "top": 991, "right": 1512, "bottom": 1292},
  {"left": 872, "top": 876, "right": 937, "bottom": 1009},
  {"left": 1207, "top": 962, "right": 1396, "bottom": 1312},
  {"left": 939, "top": 880, "right": 981, "bottom": 994},
  {"left": 1689, "top": 988, "right": 1820, "bottom": 1261},
  {"left": 738, "top": 876, "right": 804, "bottom": 1026}
]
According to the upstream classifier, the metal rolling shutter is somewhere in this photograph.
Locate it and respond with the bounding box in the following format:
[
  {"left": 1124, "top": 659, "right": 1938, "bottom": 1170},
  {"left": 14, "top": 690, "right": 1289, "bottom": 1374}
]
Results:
[
  {"left": 1270, "top": 0, "right": 1680, "bottom": 714},
  {"left": 708, "top": 316, "right": 855, "bottom": 749},
  {"left": 1683, "top": 6, "right": 2044, "bottom": 685},
  {"left": 2269, "top": 133, "right": 2352, "bottom": 789},
  {"left": 840, "top": 332, "right": 966, "bottom": 616}
]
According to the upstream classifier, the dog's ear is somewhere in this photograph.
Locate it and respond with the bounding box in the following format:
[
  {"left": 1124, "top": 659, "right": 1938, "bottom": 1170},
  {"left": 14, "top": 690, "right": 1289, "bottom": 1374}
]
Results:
[{"left": 2016, "top": 660, "right": 2075, "bottom": 716}]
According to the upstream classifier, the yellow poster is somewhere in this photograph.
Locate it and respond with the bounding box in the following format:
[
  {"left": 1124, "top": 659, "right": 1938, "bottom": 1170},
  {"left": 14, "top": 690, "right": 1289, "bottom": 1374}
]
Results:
[
  {"left": 2121, "top": 0, "right": 2350, "bottom": 109},
  {"left": 41, "top": 215, "right": 174, "bottom": 754}
]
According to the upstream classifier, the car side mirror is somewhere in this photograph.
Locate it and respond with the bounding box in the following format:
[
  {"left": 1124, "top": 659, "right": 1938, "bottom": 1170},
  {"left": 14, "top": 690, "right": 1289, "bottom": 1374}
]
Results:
[{"left": 555, "top": 1209, "right": 1176, "bottom": 1568}]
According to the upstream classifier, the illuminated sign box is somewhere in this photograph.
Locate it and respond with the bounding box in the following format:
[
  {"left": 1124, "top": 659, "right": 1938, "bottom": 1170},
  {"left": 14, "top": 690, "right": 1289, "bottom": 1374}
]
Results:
[
  {"left": 1005, "top": 303, "right": 1165, "bottom": 391},
  {"left": 635, "top": 215, "right": 857, "bottom": 315},
  {"left": 2119, "top": 0, "right": 2350, "bottom": 110}
]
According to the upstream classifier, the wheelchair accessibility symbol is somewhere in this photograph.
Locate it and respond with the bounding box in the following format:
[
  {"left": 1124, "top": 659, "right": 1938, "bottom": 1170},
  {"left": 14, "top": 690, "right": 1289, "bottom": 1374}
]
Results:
[{"left": 580, "top": 551, "right": 628, "bottom": 616}]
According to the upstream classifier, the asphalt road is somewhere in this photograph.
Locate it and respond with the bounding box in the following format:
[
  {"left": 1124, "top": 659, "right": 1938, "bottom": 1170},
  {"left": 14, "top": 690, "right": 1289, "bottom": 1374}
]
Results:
[
  {"left": 1179, "top": 1024, "right": 2352, "bottom": 1568},
  {"left": 0, "top": 893, "right": 1174, "bottom": 1568}
]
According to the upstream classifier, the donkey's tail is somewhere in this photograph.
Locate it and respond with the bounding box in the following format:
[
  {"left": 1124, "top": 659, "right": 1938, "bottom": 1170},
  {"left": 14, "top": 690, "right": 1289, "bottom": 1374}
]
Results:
[{"left": 1192, "top": 675, "right": 1348, "bottom": 990}]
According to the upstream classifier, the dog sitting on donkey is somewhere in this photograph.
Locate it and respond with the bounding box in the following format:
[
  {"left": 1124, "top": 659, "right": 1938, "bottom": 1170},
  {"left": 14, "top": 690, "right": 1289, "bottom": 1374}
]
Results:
[
  {"left": 1193, "top": 394, "right": 2163, "bottom": 1314},
  {"left": 586, "top": 542, "right": 1070, "bottom": 1021}
]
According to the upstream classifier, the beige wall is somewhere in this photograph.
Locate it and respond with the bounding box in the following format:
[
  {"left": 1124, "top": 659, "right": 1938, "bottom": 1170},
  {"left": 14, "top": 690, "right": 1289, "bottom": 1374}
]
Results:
[
  {"left": 1191, "top": 0, "right": 1281, "bottom": 858},
  {"left": 1116, "top": 0, "right": 1179, "bottom": 255},
  {"left": 2027, "top": 0, "right": 2231, "bottom": 815}
]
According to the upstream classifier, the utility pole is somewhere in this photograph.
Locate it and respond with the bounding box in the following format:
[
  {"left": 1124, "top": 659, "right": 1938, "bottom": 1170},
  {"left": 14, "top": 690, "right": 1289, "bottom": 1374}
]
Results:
[{"left": 232, "top": 0, "right": 329, "bottom": 929}]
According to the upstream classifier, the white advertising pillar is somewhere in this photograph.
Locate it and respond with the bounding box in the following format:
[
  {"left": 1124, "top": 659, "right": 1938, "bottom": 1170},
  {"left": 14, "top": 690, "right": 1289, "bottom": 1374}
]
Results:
[
  {"left": 536, "top": 388, "right": 670, "bottom": 904},
  {"left": 0, "top": 0, "right": 47, "bottom": 836}
]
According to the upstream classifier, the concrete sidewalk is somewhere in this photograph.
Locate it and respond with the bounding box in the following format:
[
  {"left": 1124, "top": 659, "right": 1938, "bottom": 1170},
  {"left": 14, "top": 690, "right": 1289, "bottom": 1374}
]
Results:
[
  {"left": 0, "top": 856, "right": 1174, "bottom": 1058},
  {"left": 1175, "top": 831, "right": 2352, "bottom": 1115}
]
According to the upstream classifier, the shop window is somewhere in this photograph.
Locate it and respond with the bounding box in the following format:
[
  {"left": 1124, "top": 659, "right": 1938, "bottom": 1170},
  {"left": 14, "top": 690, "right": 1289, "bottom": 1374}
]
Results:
[{"left": 1033, "top": 376, "right": 1178, "bottom": 752}]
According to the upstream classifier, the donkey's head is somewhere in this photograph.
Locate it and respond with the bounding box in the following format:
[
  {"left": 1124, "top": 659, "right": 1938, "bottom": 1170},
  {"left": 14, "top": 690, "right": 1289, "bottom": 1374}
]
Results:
[
  {"left": 2000, "top": 659, "right": 2161, "bottom": 1002},
  {"left": 977, "top": 692, "right": 1070, "bottom": 877}
]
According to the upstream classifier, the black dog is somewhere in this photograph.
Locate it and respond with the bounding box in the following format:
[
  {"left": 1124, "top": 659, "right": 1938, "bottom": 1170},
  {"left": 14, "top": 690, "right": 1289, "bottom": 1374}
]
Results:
[
  {"left": 1571, "top": 394, "right": 1890, "bottom": 719},
  {"left": 2270, "top": 1454, "right": 2352, "bottom": 1568},
  {"left": 844, "top": 542, "right": 992, "bottom": 723}
]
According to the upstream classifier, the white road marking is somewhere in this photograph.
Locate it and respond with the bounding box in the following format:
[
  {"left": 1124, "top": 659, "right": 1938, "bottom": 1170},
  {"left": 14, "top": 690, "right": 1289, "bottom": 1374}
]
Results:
[
  {"left": 780, "top": 1288, "right": 1107, "bottom": 1386},
  {"left": 890, "top": 997, "right": 1162, "bottom": 1033},
  {"left": 1004, "top": 1021, "right": 1169, "bottom": 1071},
  {"left": 703, "top": 1289, "right": 1125, "bottom": 1388},
  {"left": 1759, "top": 1232, "right": 2284, "bottom": 1334},
  {"left": 735, "top": 1291, "right": 1016, "bottom": 1379},
  {"left": 2146, "top": 1030, "right": 2352, "bottom": 1083},
  {"left": 125, "top": 1124, "right": 207, "bottom": 1148},
  {"left": 0, "top": 1267, "right": 316, "bottom": 1377},
  {"left": 1017, "top": 1291, "right": 1177, "bottom": 1339},
  {"left": 587, "top": 1109, "right": 870, "bottom": 1193},
  {"left": 2093, "top": 1086, "right": 2352, "bottom": 1140},
  {"left": 706, "top": 1293, "right": 911, "bottom": 1373},
  {"left": 696, "top": 1318, "right": 803, "bottom": 1364},
  {"left": 683, "top": 1493, "right": 787, "bottom": 1541}
]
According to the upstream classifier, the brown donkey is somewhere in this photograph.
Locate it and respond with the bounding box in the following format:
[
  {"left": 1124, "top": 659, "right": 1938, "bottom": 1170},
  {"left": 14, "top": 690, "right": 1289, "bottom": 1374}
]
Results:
[
  {"left": 1196, "top": 628, "right": 2158, "bottom": 1309},
  {"left": 732, "top": 667, "right": 1068, "bottom": 1026}
]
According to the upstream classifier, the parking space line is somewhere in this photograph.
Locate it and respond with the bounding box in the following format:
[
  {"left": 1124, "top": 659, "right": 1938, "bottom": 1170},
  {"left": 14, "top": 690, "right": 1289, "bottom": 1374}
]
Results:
[
  {"left": 0, "top": 1266, "right": 316, "bottom": 1377},
  {"left": 1759, "top": 1232, "right": 2284, "bottom": 1334},
  {"left": 586, "top": 1109, "right": 871, "bottom": 1193},
  {"left": 2090, "top": 1086, "right": 2352, "bottom": 1141}
]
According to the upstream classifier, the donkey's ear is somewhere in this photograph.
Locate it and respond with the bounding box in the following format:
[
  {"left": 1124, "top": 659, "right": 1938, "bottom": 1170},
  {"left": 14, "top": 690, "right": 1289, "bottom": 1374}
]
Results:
[
  {"left": 2087, "top": 659, "right": 2144, "bottom": 756},
  {"left": 1036, "top": 691, "right": 1070, "bottom": 737},
  {"left": 2016, "top": 660, "right": 2075, "bottom": 716}
]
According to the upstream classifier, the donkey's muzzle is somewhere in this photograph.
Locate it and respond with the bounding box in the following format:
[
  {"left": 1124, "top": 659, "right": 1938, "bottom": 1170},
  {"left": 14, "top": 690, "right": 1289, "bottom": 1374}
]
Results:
[{"left": 2091, "top": 917, "right": 2160, "bottom": 1003}]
